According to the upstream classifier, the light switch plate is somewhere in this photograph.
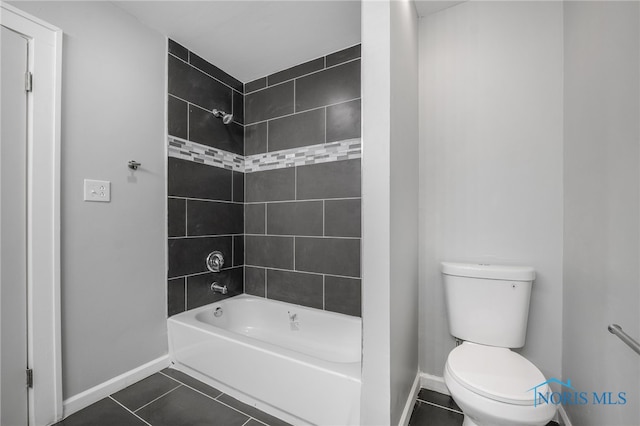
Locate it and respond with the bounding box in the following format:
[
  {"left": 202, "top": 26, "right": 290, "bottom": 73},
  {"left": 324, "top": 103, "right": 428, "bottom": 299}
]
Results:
[{"left": 84, "top": 179, "right": 111, "bottom": 202}]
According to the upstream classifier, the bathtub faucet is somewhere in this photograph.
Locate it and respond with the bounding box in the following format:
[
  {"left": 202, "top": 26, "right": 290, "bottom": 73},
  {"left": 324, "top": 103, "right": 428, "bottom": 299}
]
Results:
[{"left": 210, "top": 282, "right": 228, "bottom": 295}]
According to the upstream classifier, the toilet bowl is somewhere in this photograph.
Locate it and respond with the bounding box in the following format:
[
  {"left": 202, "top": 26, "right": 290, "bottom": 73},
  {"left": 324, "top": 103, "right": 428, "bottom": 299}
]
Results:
[
  {"left": 443, "top": 342, "right": 555, "bottom": 426},
  {"left": 441, "top": 263, "right": 556, "bottom": 426}
]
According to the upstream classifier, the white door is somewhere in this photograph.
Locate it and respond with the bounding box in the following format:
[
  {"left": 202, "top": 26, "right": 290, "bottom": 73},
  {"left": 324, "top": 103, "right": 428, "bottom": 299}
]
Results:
[{"left": 0, "top": 25, "right": 30, "bottom": 426}]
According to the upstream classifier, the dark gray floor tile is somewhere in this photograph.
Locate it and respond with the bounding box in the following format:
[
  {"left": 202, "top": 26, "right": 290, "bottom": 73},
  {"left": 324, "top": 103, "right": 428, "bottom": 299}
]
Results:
[
  {"left": 53, "top": 397, "right": 147, "bottom": 426},
  {"left": 409, "top": 401, "right": 463, "bottom": 426},
  {"left": 267, "top": 201, "right": 323, "bottom": 236},
  {"left": 417, "top": 389, "right": 461, "bottom": 412},
  {"left": 136, "top": 385, "right": 249, "bottom": 426},
  {"left": 266, "top": 269, "right": 323, "bottom": 309},
  {"left": 326, "top": 99, "right": 361, "bottom": 142},
  {"left": 161, "top": 369, "right": 223, "bottom": 399},
  {"left": 295, "top": 60, "right": 360, "bottom": 111},
  {"left": 324, "top": 198, "right": 361, "bottom": 237},
  {"left": 111, "top": 373, "right": 180, "bottom": 412},
  {"left": 268, "top": 108, "right": 325, "bottom": 151},
  {"left": 245, "top": 235, "right": 294, "bottom": 269},
  {"left": 324, "top": 275, "right": 361, "bottom": 317},
  {"left": 246, "top": 167, "right": 296, "bottom": 202},
  {"left": 218, "top": 393, "right": 293, "bottom": 426},
  {"left": 296, "top": 159, "right": 361, "bottom": 200},
  {"left": 295, "top": 237, "right": 361, "bottom": 277},
  {"left": 245, "top": 266, "right": 266, "bottom": 296}
]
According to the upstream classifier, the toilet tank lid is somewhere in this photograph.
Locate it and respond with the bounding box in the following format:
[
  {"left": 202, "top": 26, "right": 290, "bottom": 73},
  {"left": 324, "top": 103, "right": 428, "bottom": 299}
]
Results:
[{"left": 441, "top": 262, "right": 535, "bottom": 281}]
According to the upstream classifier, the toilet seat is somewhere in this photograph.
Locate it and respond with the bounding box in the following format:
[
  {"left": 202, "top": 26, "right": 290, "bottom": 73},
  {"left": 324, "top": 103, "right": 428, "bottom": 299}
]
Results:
[{"left": 446, "top": 342, "right": 548, "bottom": 406}]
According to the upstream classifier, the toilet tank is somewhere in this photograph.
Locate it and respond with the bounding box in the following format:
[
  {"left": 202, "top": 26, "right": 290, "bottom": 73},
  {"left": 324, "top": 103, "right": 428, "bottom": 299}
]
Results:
[{"left": 442, "top": 262, "right": 535, "bottom": 348}]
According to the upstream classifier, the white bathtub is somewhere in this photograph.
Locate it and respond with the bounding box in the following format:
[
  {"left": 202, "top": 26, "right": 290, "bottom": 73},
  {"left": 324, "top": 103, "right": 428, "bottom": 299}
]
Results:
[{"left": 168, "top": 294, "right": 362, "bottom": 425}]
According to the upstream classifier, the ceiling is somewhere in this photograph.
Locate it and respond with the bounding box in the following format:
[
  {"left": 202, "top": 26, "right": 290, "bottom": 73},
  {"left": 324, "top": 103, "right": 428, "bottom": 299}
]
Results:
[
  {"left": 113, "top": 1, "right": 466, "bottom": 84},
  {"left": 114, "top": 1, "right": 361, "bottom": 83}
]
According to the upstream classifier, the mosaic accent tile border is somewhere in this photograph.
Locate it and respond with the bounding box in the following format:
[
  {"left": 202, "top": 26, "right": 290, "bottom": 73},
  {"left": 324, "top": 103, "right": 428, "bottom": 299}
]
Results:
[
  {"left": 168, "top": 136, "right": 244, "bottom": 172},
  {"left": 167, "top": 137, "right": 361, "bottom": 173}
]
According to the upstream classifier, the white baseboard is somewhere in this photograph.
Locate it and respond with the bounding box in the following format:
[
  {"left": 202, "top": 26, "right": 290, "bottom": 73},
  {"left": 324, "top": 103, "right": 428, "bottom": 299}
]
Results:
[
  {"left": 419, "top": 372, "right": 450, "bottom": 395},
  {"left": 62, "top": 354, "right": 170, "bottom": 418},
  {"left": 398, "top": 371, "right": 421, "bottom": 426},
  {"left": 557, "top": 406, "right": 572, "bottom": 426}
]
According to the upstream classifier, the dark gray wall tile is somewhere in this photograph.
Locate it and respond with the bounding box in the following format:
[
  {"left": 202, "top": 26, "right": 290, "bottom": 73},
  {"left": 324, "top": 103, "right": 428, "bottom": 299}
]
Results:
[
  {"left": 245, "top": 77, "right": 266, "bottom": 93},
  {"left": 296, "top": 159, "right": 361, "bottom": 199},
  {"left": 324, "top": 275, "right": 361, "bottom": 316},
  {"left": 189, "top": 52, "right": 243, "bottom": 92},
  {"left": 324, "top": 199, "right": 361, "bottom": 237},
  {"left": 326, "top": 99, "right": 361, "bottom": 142},
  {"left": 245, "top": 267, "right": 266, "bottom": 297},
  {"left": 189, "top": 106, "right": 243, "bottom": 155},
  {"left": 168, "top": 198, "right": 186, "bottom": 237},
  {"left": 267, "top": 201, "right": 323, "bottom": 236},
  {"left": 246, "top": 167, "right": 295, "bottom": 202},
  {"left": 326, "top": 45, "right": 361, "bottom": 67},
  {"left": 268, "top": 57, "right": 324, "bottom": 86},
  {"left": 295, "top": 237, "right": 360, "bottom": 277},
  {"left": 168, "top": 157, "right": 232, "bottom": 201},
  {"left": 186, "top": 268, "right": 243, "bottom": 309},
  {"left": 168, "top": 236, "right": 232, "bottom": 278},
  {"left": 266, "top": 269, "right": 323, "bottom": 309},
  {"left": 245, "top": 122, "right": 268, "bottom": 155},
  {"left": 187, "top": 200, "right": 243, "bottom": 236},
  {"left": 168, "top": 55, "right": 232, "bottom": 112},
  {"left": 233, "top": 90, "right": 244, "bottom": 124},
  {"left": 245, "top": 81, "right": 294, "bottom": 124},
  {"left": 268, "top": 109, "right": 325, "bottom": 151},
  {"left": 295, "top": 60, "right": 360, "bottom": 112},
  {"left": 168, "top": 95, "right": 188, "bottom": 139},
  {"left": 233, "top": 235, "right": 244, "bottom": 267},
  {"left": 232, "top": 171, "right": 244, "bottom": 203},
  {"left": 168, "top": 39, "right": 189, "bottom": 61},
  {"left": 245, "top": 236, "right": 293, "bottom": 269},
  {"left": 168, "top": 278, "right": 185, "bottom": 316},
  {"left": 245, "top": 203, "right": 266, "bottom": 234}
]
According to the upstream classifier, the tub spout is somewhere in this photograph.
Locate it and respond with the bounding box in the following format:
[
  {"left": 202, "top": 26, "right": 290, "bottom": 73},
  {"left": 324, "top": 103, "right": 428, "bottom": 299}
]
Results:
[{"left": 211, "top": 282, "right": 228, "bottom": 295}]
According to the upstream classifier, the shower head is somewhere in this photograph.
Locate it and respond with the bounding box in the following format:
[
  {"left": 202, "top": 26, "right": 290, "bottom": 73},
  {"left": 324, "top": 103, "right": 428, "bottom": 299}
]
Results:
[{"left": 212, "top": 109, "right": 233, "bottom": 125}]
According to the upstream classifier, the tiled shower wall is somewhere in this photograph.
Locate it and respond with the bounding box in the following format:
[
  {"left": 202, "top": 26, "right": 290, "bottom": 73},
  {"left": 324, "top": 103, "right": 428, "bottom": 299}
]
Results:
[
  {"left": 167, "top": 39, "right": 362, "bottom": 317},
  {"left": 167, "top": 40, "right": 245, "bottom": 316},
  {"left": 243, "top": 45, "right": 362, "bottom": 316}
]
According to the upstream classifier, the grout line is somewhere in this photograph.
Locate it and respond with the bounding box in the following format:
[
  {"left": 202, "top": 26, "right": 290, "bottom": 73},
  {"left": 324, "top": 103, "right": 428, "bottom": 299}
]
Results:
[
  {"left": 293, "top": 237, "right": 296, "bottom": 270},
  {"left": 249, "top": 266, "right": 359, "bottom": 281},
  {"left": 322, "top": 200, "right": 325, "bottom": 236},
  {"left": 133, "top": 385, "right": 182, "bottom": 413},
  {"left": 266, "top": 120, "right": 269, "bottom": 152},
  {"left": 293, "top": 79, "right": 296, "bottom": 113},
  {"left": 231, "top": 235, "right": 235, "bottom": 267},
  {"left": 294, "top": 166, "right": 297, "bottom": 200},
  {"left": 245, "top": 197, "right": 360, "bottom": 204},
  {"left": 322, "top": 275, "right": 326, "bottom": 310},
  {"left": 169, "top": 196, "right": 244, "bottom": 205},
  {"left": 169, "top": 234, "right": 243, "bottom": 240},
  {"left": 264, "top": 203, "right": 268, "bottom": 234},
  {"left": 244, "top": 96, "right": 361, "bottom": 127},
  {"left": 264, "top": 266, "right": 268, "bottom": 297},
  {"left": 108, "top": 397, "right": 153, "bottom": 426},
  {"left": 417, "top": 399, "right": 463, "bottom": 415},
  {"left": 170, "top": 266, "right": 242, "bottom": 281},
  {"left": 183, "top": 277, "right": 187, "bottom": 311},
  {"left": 244, "top": 233, "right": 360, "bottom": 240}
]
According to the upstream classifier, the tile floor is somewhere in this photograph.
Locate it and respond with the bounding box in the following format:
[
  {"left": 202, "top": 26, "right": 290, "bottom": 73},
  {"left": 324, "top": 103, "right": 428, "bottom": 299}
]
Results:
[{"left": 55, "top": 369, "right": 561, "bottom": 426}]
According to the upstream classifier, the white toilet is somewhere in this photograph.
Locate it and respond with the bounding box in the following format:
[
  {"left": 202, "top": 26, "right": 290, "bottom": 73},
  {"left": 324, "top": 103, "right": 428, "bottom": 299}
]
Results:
[{"left": 441, "top": 262, "right": 556, "bottom": 426}]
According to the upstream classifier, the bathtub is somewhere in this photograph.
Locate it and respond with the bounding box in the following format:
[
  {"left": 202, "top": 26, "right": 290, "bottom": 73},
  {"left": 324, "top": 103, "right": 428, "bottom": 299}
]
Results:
[{"left": 168, "top": 294, "right": 362, "bottom": 425}]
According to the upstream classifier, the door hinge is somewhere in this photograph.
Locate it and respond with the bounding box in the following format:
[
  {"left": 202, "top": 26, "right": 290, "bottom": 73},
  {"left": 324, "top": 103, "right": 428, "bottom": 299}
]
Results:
[
  {"left": 25, "top": 71, "right": 33, "bottom": 93},
  {"left": 26, "top": 369, "right": 33, "bottom": 388}
]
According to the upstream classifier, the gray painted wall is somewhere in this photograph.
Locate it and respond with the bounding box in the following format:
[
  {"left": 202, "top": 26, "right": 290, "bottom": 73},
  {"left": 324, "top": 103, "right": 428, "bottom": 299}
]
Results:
[
  {"left": 418, "top": 1, "right": 564, "bottom": 381},
  {"left": 563, "top": 2, "right": 640, "bottom": 424},
  {"left": 389, "top": 0, "right": 419, "bottom": 424},
  {"left": 9, "top": 1, "right": 167, "bottom": 399}
]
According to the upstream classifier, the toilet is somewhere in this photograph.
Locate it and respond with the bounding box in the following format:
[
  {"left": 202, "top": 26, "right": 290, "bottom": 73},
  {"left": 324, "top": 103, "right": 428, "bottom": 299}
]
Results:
[{"left": 441, "top": 262, "right": 556, "bottom": 426}]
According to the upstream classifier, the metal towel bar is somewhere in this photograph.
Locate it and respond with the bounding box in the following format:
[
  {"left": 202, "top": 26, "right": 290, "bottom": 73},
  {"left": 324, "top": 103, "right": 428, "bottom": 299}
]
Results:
[{"left": 608, "top": 324, "right": 640, "bottom": 356}]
